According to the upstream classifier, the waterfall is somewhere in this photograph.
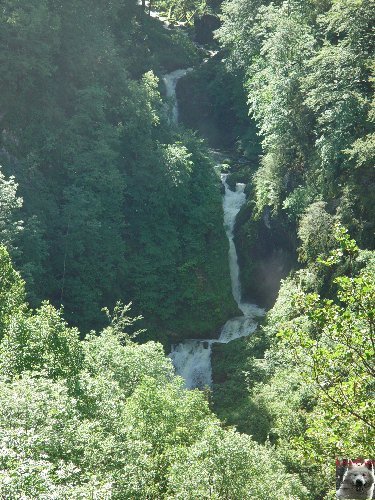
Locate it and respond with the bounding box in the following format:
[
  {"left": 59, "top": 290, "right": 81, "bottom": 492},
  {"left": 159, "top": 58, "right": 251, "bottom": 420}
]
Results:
[
  {"left": 163, "top": 69, "right": 192, "bottom": 125},
  {"left": 169, "top": 340, "right": 214, "bottom": 389},
  {"left": 169, "top": 173, "right": 263, "bottom": 388},
  {"left": 222, "top": 174, "right": 246, "bottom": 306},
  {"left": 164, "top": 67, "right": 263, "bottom": 389}
]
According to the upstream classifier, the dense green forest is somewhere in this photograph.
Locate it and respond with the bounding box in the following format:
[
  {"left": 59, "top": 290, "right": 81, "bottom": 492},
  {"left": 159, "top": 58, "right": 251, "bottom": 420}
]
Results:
[
  {"left": 0, "top": 0, "right": 236, "bottom": 341},
  {"left": 0, "top": 0, "right": 374, "bottom": 498},
  {"left": 211, "top": 0, "right": 375, "bottom": 497}
]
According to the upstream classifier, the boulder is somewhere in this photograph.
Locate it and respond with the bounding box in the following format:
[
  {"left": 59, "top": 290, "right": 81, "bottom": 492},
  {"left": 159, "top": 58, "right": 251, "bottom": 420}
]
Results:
[{"left": 194, "top": 14, "right": 220, "bottom": 45}]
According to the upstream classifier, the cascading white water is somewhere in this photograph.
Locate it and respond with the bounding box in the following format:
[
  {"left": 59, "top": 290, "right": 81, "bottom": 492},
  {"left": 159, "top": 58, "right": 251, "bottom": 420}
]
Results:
[
  {"left": 164, "top": 67, "right": 264, "bottom": 389},
  {"left": 163, "top": 69, "right": 192, "bottom": 124},
  {"left": 169, "top": 340, "right": 214, "bottom": 389},
  {"left": 222, "top": 174, "right": 246, "bottom": 306},
  {"left": 219, "top": 176, "right": 264, "bottom": 344},
  {"left": 170, "top": 174, "right": 264, "bottom": 389}
]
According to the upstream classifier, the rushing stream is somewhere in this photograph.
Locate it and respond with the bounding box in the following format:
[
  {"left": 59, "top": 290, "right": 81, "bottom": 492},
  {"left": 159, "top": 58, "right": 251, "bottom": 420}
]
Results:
[{"left": 164, "top": 55, "right": 264, "bottom": 390}]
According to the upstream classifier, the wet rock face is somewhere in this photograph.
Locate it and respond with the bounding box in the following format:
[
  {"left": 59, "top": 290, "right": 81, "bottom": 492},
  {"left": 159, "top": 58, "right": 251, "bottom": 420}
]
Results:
[
  {"left": 194, "top": 14, "right": 221, "bottom": 45},
  {"left": 235, "top": 207, "right": 297, "bottom": 309},
  {"left": 176, "top": 63, "right": 239, "bottom": 149},
  {"left": 249, "top": 248, "right": 294, "bottom": 308}
]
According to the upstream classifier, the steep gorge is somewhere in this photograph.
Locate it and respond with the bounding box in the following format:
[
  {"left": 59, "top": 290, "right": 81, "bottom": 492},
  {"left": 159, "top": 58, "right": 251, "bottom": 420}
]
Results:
[{"left": 160, "top": 25, "right": 265, "bottom": 389}]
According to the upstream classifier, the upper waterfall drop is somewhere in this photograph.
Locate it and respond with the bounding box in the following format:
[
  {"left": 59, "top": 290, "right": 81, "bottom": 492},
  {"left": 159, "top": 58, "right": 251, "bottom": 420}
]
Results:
[{"left": 163, "top": 68, "right": 192, "bottom": 124}]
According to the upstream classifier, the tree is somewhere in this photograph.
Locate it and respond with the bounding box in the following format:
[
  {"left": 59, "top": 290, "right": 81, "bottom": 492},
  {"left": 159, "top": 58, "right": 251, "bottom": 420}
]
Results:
[
  {"left": 218, "top": 0, "right": 374, "bottom": 247},
  {"left": 298, "top": 201, "right": 335, "bottom": 263},
  {"left": 0, "top": 302, "right": 83, "bottom": 380},
  {"left": 167, "top": 423, "right": 308, "bottom": 499},
  {"left": 0, "top": 169, "right": 23, "bottom": 251},
  {"left": 0, "top": 246, "right": 25, "bottom": 337},
  {"left": 0, "top": 0, "right": 59, "bottom": 136},
  {"left": 279, "top": 232, "right": 375, "bottom": 459},
  {"left": 153, "top": 0, "right": 208, "bottom": 23}
]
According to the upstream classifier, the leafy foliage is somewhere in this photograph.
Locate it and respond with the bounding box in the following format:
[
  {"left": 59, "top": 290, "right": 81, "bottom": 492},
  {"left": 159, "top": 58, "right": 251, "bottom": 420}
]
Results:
[
  {"left": 153, "top": 0, "right": 208, "bottom": 23},
  {"left": 218, "top": 0, "right": 375, "bottom": 248},
  {"left": 0, "top": 250, "right": 306, "bottom": 498},
  {"left": 0, "top": 170, "right": 23, "bottom": 251},
  {"left": 298, "top": 202, "right": 335, "bottom": 263},
  {"left": 212, "top": 230, "right": 375, "bottom": 498},
  {"left": 1, "top": 0, "right": 374, "bottom": 497},
  {"left": 0, "top": 246, "right": 25, "bottom": 337},
  {"left": 214, "top": 12, "right": 375, "bottom": 495},
  {"left": 0, "top": 302, "right": 83, "bottom": 380},
  {"left": 0, "top": 0, "right": 235, "bottom": 338}
]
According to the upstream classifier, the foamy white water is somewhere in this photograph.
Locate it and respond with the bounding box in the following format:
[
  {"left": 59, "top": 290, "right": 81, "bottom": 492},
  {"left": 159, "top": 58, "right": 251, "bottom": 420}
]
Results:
[
  {"left": 163, "top": 69, "right": 192, "bottom": 124},
  {"left": 222, "top": 175, "right": 246, "bottom": 305},
  {"left": 170, "top": 340, "right": 214, "bottom": 389}
]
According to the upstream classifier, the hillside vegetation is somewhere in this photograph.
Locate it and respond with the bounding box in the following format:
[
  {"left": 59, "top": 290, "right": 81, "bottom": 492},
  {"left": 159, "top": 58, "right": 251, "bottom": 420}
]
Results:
[
  {"left": 0, "top": 0, "right": 236, "bottom": 342},
  {"left": 210, "top": 0, "right": 375, "bottom": 496},
  {"left": 0, "top": 0, "right": 374, "bottom": 498}
]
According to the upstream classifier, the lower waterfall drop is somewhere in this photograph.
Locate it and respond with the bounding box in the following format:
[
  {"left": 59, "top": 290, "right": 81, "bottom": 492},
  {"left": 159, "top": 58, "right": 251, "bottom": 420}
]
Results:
[
  {"left": 169, "top": 340, "right": 214, "bottom": 389},
  {"left": 170, "top": 174, "right": 264, "bottom": 389}
]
